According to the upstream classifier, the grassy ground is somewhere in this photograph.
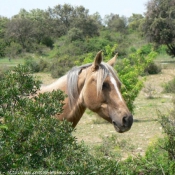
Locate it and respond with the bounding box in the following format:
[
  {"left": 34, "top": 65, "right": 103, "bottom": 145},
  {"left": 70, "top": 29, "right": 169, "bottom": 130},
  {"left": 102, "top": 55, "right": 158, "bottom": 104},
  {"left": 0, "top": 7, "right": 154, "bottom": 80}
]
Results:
[
  {"left": 0, "top": 57, "right": 24, "bottom": 67},
  {"left": 1, "top": 56, "right": 175, "bottom": 159}
]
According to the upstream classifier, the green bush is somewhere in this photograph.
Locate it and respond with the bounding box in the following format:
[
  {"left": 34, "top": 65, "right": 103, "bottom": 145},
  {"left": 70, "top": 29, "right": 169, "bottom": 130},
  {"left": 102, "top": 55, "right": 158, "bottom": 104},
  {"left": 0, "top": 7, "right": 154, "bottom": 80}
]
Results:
[
  {"left": 138, "top": 43, "right": 153, "bottom": 55},
  {"left": 0, "top": 39, "right": 7, "bottom": 57},
  {"left": 156, "top": 45, "right": 167, "bottom": 55},
  {"left": 24, "top": 59, "right": 40, "bottom": 72},
  {"left": 116, "top": 50, "right": 157, "bottom": 112},
  {"left": 0, "top": 65, "right": 121, "bottom": 174},
  {"left": 0, "top": 65, "right": 11, "bottom": 79},
  {"left": 144, "top": 62, "right": 161, "bottom": 75},
  {"left": 163, "top": 77, "right": 175, "bottom": 93},
  {"left": 118, "top": 139, "right": 170, "bottom": 175},
  {"left": 24, "top": 58, "right": 49, "bottom": 73},
  {"left": 38, "top": 59, "right": 50, "bottom": 72},
  {"left": 50, "top": 57, "right": 73, "bottom": 78},
  {"left": 4, "top": 42, "right": 23, "bottom": 59}
]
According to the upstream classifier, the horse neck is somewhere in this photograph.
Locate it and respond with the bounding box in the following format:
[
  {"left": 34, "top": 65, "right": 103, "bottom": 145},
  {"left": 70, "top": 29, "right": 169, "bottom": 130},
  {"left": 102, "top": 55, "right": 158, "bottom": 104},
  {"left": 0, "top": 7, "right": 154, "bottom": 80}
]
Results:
[
  {"left": 49, "top": 74, "right": 86, "bottom": 127},
  {"left": 67, "top": 100, "right": 86, "bottom": 127},
  {"left": 62, "top": 67, "right": 89, "bottom": 127},
  {"left": 40, "top": 75, "right": 67, "bottom": 93}
]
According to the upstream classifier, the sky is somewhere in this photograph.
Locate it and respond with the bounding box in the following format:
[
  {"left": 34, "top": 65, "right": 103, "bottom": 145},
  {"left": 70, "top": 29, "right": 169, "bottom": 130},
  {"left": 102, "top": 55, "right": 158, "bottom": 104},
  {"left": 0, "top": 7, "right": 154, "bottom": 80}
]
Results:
[{"left": 0, "top": 0, "right": 148, "bottom": 19}]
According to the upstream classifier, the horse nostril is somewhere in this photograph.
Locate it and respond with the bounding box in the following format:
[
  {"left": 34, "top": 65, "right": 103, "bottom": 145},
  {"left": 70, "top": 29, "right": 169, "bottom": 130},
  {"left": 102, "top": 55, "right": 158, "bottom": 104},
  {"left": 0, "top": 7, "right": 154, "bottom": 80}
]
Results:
[
  {"left": 123, "top": 116, "right": 128, "bottom": 126},
  {"left": 123, "top": 115, "right": 133, "bottom": 127}
]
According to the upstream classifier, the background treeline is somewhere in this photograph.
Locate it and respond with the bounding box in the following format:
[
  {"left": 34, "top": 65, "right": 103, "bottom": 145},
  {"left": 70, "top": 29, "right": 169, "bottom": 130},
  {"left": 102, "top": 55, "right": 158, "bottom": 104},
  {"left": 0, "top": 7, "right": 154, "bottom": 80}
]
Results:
[
  {"left": 1, "top": 0, "right": 175, "bottom": 78},
  {"left": 0, "top": 4, "right": 143, "bottom": 77}
]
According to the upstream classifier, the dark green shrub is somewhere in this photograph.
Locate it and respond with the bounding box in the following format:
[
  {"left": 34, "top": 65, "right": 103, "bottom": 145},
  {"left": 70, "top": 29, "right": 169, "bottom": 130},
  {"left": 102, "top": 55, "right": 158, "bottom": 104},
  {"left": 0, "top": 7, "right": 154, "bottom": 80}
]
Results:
[
  {"left": 38, "top": 59, "right": 50, "bottom": 72},
  {"left": 130, "top": 46, "right": 137, "bottom": 53},
  {"left": 156, "top": 45, "right": 167, "bottom": 55},
  {"left": 41, "top": 37, "right": 54, "bottom": 48},
  {"left": 0, "top": 65, "right": 11, "bottom": 79},
  {"left": 24, "top": 58, "right": 50, "bottom": 73},
  {"left": 50, "top": 58, "right": 72, "bottom": 78},
  {"left": 24, "top": 59, "right": 40, "bottom": 72},
  {"left": 0, "top": 39, "right": 7, "bottom": 57},
  {"left": 144, "top": 62, "right": 161, "bottom": 75},
  {"left": 67, "top": 28, "right": 84, "bottom": 42},
  {"left": 0, "top": 65, "right": 121, "bottom": 174},
  {"left": 4, "top": 42, "right": 23, "bottom": 59}
]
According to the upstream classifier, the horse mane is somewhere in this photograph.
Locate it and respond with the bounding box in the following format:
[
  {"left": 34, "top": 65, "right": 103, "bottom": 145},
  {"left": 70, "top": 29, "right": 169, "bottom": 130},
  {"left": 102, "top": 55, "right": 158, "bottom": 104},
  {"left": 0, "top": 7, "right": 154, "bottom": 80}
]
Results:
[{"left": 67, "top": 62, "right": 119, "bottom": 108}]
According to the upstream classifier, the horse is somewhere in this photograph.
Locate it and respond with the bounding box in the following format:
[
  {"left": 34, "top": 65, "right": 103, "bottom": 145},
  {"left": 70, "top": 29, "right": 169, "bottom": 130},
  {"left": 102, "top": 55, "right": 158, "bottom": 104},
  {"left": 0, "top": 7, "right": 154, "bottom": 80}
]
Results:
[{"left": 40, "top": 51, "right": 133, "bottom": 133}]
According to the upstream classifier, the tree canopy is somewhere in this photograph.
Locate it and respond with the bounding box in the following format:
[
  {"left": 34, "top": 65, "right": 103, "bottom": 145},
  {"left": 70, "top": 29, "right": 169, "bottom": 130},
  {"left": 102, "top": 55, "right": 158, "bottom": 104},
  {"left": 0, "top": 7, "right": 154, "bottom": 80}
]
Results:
[
  {"left": 144, "top": 0, "right": 175, "bottom": 56},
  {"left": 1, "top": 1, "right": 175, "bottom": 59}
]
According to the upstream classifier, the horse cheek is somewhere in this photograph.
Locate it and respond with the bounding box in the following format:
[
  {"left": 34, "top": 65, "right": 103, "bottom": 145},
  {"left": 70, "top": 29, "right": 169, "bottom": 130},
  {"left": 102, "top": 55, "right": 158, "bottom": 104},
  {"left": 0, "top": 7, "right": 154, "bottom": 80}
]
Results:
[{"left": 83, "top": 86, "right": 100, "bottom": 111}]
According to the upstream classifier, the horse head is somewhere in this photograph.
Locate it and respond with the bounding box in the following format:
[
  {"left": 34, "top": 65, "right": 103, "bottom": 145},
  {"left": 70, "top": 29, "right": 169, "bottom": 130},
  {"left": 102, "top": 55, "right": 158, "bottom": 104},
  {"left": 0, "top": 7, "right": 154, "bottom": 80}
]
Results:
[{"left": 72, "top": 51, "right": 133, "bottom": 133}]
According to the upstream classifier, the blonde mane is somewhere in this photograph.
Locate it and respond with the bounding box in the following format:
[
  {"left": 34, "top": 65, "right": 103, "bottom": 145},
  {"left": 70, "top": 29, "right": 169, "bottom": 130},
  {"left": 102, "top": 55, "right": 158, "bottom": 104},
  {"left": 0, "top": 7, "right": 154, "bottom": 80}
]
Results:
[{"left": 67, "top": 62, "right": 120, "bottom": 108}]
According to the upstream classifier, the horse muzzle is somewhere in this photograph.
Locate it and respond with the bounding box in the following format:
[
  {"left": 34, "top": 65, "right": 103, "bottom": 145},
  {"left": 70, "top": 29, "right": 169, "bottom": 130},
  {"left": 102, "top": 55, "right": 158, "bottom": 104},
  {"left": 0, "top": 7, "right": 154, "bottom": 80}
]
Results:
[{"left": 112, "top": 114, "right": 133, "bottom": 133}]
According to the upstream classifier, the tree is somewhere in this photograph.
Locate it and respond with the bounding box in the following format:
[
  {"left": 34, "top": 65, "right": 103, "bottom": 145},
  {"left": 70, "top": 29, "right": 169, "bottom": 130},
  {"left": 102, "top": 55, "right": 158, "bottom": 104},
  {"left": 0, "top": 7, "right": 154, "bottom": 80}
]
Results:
[
  {"left": 90, "top": 12, "right": 103, "bottom": 28},
  {"left": 104, "top": 14, "right": 127, "bottom": 33},
  {"left": 28, "top": 9, "right": 55, "bottom": 48},
  {"left": 5, "top": 17, "right": 34, "bottom": 50},
  {"left": 13, "top": 9, "right": 54, "bottom": 48},
  {"left": 71, "top": 6, "right": 100, "bottom": 38},
  {"left": 128, "top": 13, "right": 144, "bottom": 32},
  {"left": 143, "top": 0, "right": 175, "bottom": 56},
  {"left": 0, "top": 16, "right": 9, "bottom": 57},
  {"left": 48, "top": 4, "right": 100, "bottom": 39},
  {"left": 48, "top": 4, "right": 74, "bottom": 36}
]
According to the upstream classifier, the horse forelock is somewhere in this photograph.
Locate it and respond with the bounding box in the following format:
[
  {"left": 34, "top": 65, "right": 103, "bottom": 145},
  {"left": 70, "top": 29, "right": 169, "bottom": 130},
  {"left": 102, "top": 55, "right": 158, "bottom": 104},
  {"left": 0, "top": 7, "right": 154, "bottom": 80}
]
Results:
[
  {"left": 96, "top": 62, "right": 120, "bottom": 95},
  {"left": 67, "top": 63, "right": 91, "bottom": 108},
  {"left": 67, "top": 62, "right": 120, "bottom": 108}
]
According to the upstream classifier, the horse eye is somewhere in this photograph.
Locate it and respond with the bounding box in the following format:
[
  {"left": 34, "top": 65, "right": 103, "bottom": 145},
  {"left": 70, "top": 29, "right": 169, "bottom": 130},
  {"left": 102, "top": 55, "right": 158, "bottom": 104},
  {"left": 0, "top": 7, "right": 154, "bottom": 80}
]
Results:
[{"left": 102, "top": 82, "right": 110, "bottom": 90}]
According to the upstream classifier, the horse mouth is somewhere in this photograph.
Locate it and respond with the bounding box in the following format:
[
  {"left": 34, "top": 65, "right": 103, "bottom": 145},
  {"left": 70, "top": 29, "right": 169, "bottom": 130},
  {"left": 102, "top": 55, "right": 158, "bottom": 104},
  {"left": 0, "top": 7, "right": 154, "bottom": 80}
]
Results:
[
  {"left": 112, "top": 122, "right": 131, "bottom": 133},
  {"left": 111, "top": 114, "right": 133, "bottom": 133}
]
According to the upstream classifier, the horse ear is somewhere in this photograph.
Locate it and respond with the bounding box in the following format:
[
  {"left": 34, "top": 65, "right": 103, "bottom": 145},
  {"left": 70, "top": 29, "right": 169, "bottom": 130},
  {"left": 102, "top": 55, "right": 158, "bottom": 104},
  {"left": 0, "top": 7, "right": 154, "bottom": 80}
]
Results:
[
  {"left": 107, "top": 53, "right": 118, "bottom": 67},
  {"left": 92, "top": 50, "right": 103, "bottom": 70}
]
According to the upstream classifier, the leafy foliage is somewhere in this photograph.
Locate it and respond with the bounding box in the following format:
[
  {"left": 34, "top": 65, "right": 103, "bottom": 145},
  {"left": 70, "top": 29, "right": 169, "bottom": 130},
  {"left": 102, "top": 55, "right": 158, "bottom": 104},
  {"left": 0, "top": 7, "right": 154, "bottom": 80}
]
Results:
[
  {"left": 104, "top": 14, "right": 127, "bottom": 33},
  {"left": 0, "top": 65, "right": 121, "bottom": 174},
  {"left": 118, "top": 139, "right": 174, "bottom": 175},
  {"left": 115, "top": 45, "right": 157, "bottom": 112},
  {"left": 144, "top": 0, "right": 175, "bottom": 56},
  {"left": 144, "top": 62, "right": 161, "bottom": 75},
  {"left": 82, "top": 44, "right": 157, "bottom": 112},
  {"left": 1, "top": 2, "right": 175, "bottom": 174},
  {"left": 128, "top": 13, "right": 144, "bottom": 33}
]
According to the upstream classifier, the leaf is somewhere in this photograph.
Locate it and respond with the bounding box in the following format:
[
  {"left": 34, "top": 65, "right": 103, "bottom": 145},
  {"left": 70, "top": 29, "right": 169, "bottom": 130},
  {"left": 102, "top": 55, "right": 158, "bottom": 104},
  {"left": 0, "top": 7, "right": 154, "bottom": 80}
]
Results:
[{"left": 0, "top": 124, "right": 8, "bottom": 130}]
